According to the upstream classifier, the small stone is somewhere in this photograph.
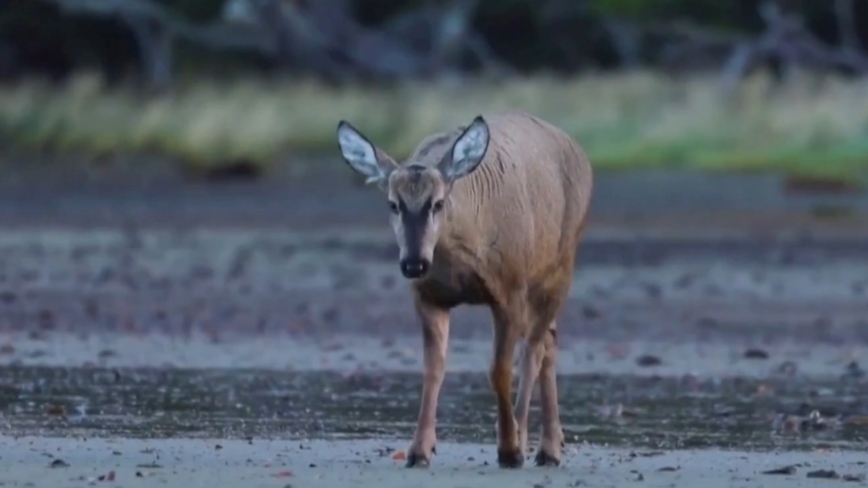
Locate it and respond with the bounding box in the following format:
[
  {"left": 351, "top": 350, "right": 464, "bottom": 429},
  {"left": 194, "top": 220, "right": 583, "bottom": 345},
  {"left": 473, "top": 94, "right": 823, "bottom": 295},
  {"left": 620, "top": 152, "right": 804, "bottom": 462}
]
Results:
[
  {"left": 636, "top": 355, "right": 662, "bottom": 367},
  {"left": 763, "top": 465, "right": 796, "bottom": 475},
  {"left": 743, "top": 348, "right": 769, "bottom": 360},
  {"left": 806, "top": 469, "right": 839, "bottom": 479},
  {"left": 581, "top": 306, "right": 600, "bottom": 319},
  {"left": 844, "top": 361, "right": 865, "bottom": 379},
  {"left": 97, "top": 349, "right": 117, "bottom": 359}
]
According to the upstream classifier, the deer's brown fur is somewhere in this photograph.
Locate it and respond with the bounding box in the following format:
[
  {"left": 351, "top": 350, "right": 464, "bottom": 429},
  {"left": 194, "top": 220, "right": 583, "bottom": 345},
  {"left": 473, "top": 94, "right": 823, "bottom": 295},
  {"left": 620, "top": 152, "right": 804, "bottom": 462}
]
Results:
[{"left": 336, "top": 110, "right": 593, "bottom": 469}]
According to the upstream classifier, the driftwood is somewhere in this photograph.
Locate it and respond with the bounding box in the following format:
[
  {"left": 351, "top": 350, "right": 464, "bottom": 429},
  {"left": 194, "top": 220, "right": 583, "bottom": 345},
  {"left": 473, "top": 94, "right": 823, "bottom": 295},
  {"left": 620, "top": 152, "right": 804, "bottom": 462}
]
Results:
[
  {"left": 224, "top": 0, "right": 513, "bottom": 83},
  {"left": 720, "top": 1, "right": 868, "bottom": 89},
  {"left": 29, "top": 0, "right": 868, "bottom": 88},
  {"left": 579, "top": 0, "right": 868, "bottom": 87},
  {"left": 645, "top": 22, "right": 749, "bottom": 74},
  {"left": 45, "top": 0, "right": 278, "bottom": 88},
  {"left": 43, "top": 0, "right": 510, "bottom": 88},
  {"left": 248, "top": 0, "right": 435, "bottom": 81}
]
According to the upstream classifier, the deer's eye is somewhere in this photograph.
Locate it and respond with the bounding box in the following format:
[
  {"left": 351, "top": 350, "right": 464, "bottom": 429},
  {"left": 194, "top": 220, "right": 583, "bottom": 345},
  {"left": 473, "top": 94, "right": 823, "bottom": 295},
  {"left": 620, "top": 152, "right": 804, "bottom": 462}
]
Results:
[
  {"left": 388, "top": 201, "right": 399, "bottom": 214},
  {"left": 432, "top": 200, "right": 445, "bottom": 213}
]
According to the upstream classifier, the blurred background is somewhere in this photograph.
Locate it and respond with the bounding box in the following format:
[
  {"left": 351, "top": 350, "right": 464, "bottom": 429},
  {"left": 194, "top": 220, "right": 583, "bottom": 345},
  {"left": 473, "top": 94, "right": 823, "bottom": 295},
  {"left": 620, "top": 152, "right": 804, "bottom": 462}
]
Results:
[
  {"left": 5, "top": 0, "right": 868, "bottom": 179},
  {"left": 0, "top": 0, "right": 867, "bottom": 463}
]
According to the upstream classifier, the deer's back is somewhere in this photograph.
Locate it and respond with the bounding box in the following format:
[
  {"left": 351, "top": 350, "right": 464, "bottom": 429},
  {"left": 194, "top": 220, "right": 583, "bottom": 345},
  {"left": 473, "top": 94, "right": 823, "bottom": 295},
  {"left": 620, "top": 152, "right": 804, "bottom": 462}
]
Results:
[{"left": 448, "top": 111, "right": 593, "bottom": 285}]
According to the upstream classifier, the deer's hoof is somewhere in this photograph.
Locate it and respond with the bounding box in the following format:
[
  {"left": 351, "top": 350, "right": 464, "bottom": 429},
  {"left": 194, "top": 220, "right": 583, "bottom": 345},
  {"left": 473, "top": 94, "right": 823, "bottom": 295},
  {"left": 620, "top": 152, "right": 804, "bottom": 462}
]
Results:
[
  {"left": 497, "top": 448, "right": 524, "bottom": 469},
  {"left": 405, "top": 445, "right": 435, "bottom": 468},
  {"left": 534, "top": 448, "right": 561, "bottom": 467}
]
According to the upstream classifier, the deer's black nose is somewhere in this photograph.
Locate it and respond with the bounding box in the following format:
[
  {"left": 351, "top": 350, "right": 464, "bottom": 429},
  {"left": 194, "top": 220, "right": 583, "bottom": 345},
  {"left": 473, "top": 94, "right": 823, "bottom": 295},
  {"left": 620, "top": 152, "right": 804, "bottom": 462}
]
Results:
[{"left": 400, "top": 259, "right": 429, "bottom": 279}]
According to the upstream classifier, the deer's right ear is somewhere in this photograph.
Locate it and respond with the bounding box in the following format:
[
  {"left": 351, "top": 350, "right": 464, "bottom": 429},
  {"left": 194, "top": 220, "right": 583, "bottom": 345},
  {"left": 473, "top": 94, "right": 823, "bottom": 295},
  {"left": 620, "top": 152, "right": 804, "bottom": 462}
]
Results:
[{"left": 337, "top": 121, "right": 395, "bottom": 187}]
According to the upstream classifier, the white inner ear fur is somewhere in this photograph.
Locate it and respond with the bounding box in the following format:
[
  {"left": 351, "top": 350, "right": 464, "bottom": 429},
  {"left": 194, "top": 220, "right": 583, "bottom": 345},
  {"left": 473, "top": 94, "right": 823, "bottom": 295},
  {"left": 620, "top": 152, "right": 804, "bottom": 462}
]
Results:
[
  {"left": 448, "top": 119, "right": 489, "bottom": 180},
  {"left": 338, "top": 124, "right": 383, "bottom": 183}
]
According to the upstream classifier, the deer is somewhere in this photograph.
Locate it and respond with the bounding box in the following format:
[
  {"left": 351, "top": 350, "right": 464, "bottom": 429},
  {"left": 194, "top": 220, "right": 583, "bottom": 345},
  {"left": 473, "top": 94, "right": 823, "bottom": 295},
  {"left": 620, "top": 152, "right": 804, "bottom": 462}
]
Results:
[{"left": 335, "top": 110, "right": 593, "bottom": 469}]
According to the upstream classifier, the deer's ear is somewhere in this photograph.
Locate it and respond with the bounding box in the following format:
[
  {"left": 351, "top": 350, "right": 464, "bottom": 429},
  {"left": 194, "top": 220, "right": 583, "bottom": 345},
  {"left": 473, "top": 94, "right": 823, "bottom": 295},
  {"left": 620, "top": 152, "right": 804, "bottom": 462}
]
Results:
[
  {"left": 442, "top": 116, "right": 489, "bottom": 182},
  {"left": 337, "top": 121, "right": 397, "bottom": 187}
]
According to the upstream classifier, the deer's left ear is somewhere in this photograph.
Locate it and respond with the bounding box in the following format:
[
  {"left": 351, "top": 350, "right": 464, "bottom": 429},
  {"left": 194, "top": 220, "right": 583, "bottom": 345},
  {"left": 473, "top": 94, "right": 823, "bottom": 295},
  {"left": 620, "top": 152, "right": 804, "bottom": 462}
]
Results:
[{"left": 440, "top": 115, "right": 489, "bottom": 183}]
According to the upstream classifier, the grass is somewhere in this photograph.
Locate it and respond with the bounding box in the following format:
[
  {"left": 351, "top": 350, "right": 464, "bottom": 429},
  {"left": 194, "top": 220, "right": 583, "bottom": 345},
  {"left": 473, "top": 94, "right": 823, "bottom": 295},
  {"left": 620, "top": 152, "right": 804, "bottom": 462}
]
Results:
[{"left": 2, "top": 70, "right": 868, "bottom": 182}]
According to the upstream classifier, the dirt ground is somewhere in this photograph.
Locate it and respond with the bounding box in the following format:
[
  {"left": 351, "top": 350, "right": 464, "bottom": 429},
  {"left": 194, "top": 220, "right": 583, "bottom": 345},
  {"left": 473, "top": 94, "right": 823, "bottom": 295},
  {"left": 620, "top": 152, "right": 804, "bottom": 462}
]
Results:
[
  {"left": 0, "top": 158, "right": 867, "bottom": 486},
  {"left": 0, "top": 159, "right": 867, "bottom": 373}
]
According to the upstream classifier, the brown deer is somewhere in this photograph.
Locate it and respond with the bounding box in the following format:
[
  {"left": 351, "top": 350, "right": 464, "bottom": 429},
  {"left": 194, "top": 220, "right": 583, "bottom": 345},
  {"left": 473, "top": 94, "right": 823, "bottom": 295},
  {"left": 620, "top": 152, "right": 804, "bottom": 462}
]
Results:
[{"left": 336, "top": 110, "right": 593, "bottom": 468}]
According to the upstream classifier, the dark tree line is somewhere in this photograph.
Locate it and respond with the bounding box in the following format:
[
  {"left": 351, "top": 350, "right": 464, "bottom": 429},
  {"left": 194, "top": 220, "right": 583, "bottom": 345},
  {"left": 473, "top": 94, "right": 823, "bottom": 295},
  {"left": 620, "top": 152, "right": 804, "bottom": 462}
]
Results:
[{"left": 2, "top": 0, "right": 868, "bottom": 88}]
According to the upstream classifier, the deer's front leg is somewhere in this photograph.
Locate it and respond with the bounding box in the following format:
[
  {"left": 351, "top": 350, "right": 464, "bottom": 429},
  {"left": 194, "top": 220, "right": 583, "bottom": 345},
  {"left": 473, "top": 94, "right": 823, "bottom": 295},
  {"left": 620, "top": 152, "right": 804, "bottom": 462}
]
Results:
[{"left": 406, "top": 297, "right": 450, "bottom": 468}]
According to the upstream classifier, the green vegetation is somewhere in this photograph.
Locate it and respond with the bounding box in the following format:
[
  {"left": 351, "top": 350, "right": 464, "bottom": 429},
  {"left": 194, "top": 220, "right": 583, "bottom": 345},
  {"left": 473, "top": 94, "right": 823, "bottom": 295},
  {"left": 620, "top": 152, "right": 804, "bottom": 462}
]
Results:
[{"left": 2, "top": 70, "right": 868, "bottom": 181}]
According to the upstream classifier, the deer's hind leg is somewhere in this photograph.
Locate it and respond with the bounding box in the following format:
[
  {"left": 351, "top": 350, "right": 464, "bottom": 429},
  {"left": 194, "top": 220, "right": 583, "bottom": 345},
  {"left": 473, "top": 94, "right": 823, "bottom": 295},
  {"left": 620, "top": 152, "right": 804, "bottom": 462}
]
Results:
[
  {"left": 535, "top": 318, "right": 564, "bottom": 466},
  {"left": 524, "top": 271, "right": 573, "bottom": 467},
  {"left": 513, "top": 320, "right": 546, "bottom": 459}
]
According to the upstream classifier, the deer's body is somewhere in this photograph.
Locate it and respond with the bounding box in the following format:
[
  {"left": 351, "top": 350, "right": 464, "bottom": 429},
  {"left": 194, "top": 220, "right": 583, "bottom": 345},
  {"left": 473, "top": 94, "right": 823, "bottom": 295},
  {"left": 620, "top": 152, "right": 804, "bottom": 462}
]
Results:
[
  {"left": 336, "top": 110, "right": 593, "bottom": 468},
  {"left": 411, "top": 112, "right": 591, "bottom": 311}
]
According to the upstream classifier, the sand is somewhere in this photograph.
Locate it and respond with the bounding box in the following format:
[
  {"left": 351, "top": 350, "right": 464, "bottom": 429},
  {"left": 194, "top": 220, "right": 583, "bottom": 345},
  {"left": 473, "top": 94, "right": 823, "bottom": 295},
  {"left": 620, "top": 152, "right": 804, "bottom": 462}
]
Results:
[{"left": 2, "top": 437, "right": 864, "bottom": 488}]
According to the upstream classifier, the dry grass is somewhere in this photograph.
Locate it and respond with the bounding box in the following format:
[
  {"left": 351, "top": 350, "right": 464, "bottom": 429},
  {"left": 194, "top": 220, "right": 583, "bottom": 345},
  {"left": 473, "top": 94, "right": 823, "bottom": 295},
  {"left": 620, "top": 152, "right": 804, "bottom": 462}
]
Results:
[{"left": 2, "top": 70, "right": 868, "bottom": 180}]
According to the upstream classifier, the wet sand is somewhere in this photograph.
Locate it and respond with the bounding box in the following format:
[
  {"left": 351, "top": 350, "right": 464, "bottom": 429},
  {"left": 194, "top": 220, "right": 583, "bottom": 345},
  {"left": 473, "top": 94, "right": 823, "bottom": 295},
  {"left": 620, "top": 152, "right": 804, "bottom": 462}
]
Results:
[
  {"left": 3, "top": 359, "right": 866, "bottom": 446},
  {"left": 1, "top": 331, "right": 867, "bottom": 380},
  {"left": 2, "top": 437, "right": 866, "bottom": 488}
]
